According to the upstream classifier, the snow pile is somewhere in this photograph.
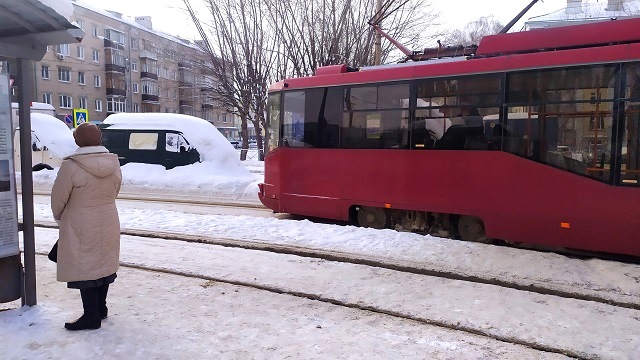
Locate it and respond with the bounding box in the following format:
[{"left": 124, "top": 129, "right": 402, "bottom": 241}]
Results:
[
  {"left": 30, "top": 113, "right": 77, "bottom": 159},
  {"left": 119, "top": 162, "right": 259, "bottom": 190}
]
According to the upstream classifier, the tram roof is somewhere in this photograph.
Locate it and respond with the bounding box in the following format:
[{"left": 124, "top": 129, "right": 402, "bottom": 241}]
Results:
[
  {"left": 477, "top": 16, "right": 640, "bottom": 56},
  {"left": 269, "top": 17, "right": 640, "bottom": 93}
]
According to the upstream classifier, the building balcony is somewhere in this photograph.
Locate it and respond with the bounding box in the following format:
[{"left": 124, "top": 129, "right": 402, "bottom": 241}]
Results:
[
  {"left": 179, "top": 100, "right": 193, "bottom": 107},
  {"left": 103, "top": 39, "right": 125, "bottom": 50},
  {"left": 105, "top": 64, "right": 126, "bottom": 73},
  {"left": 140, "top": 72, "right": 158, "bottom": 80},
  {"left": 142, "top": 94, "right": 160, "bottom": 103},
  {"left": 106, "top": 88, "right": 127, "bottom": 96},
  {"left": 140, "top": 50, "right": 157, "bottom": 60},
  {"left": 202, "top": 103, "right": 214, "bottom": 110},
  {"left": 142, "top": 103, "right": 160, "bottom": 113}
]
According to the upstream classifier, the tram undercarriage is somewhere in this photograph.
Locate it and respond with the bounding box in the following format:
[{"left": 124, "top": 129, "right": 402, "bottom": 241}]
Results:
[{"left": 352, "top": 205, "right": 489, "bottom": 243}]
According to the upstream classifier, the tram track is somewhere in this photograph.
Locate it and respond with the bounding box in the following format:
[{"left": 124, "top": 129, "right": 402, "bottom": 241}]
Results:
[
  {"left": 31, "top": 221, "right": 640, "bottom": 311},
  {"left": 29, "top": 249, "right": 586, "bottom": 359}
]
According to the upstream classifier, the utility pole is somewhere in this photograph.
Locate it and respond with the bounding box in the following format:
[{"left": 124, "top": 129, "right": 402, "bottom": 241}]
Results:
[{"left": 374, "top": 0, "right": 382, "bottom": 65}]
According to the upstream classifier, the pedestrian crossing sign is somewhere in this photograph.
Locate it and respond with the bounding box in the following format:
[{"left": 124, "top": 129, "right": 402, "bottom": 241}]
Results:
[{"left": 73, "top": 109, "right": 89, "bottom": 128}]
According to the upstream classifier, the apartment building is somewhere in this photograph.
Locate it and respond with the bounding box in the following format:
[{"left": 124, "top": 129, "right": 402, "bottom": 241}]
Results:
[{"left": 11, "top": 1, "right": 236, "bottom": 132}]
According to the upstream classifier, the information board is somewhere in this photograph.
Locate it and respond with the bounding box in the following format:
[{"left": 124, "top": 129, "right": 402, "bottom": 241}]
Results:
[{"left": 0, "top": 72, "right": 20, "bottom": 258}]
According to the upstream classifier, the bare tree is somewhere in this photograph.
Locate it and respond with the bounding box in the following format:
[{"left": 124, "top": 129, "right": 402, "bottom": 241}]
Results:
[
  {"left": 263, "top": 0, "right": 440, "bottom": 77},
  {"left": 442, "top": 16, "right": 503, "bottom": 46},
  {"left": 184, "top": 0, "right": 279, "bottom": 160},
  {"left": 185, "top": 0, "right": 441, "bottom": 160}
]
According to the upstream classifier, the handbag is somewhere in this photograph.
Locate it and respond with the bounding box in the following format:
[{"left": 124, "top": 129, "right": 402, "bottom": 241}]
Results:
[{"left": 48, "top": 240, "right": 58, "bottom": 263}]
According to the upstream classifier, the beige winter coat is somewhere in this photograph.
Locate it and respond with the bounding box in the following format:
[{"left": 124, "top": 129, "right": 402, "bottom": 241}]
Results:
[{"left": 51, "top": 146, "right": 122, "bottom": 282}]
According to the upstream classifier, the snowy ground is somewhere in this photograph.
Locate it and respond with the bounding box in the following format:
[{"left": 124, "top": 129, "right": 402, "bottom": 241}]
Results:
[{"left": 2, "top": 158, "right": 640, "bottom": 359}]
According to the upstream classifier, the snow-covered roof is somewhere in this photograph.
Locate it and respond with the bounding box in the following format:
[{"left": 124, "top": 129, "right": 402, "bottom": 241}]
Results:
[
  {"left": 73, "top": 1, "right": 202, "bottom": 50},
  {"left": 0, "top": 0, "right": 84, "bottom": 61},
  {"left": 103, "top": 113, "right": 249, "bottom": 175},
  {"left": 11, "top": 102, "right": 56, "bottom": 111},
  {"left": 39, "top": 0, "right": 73, "bottom": 18}
]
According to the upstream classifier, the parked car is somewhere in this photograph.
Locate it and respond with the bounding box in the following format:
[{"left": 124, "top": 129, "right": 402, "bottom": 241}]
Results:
[
  {"left": 13, "top": 113, "right": 76, "bottom": 171},
  {"left": 100, "top": 113, "right": 238, "bottom": 170},
  {"left": 99, "top": 124, "right": 200, "bottom": 170}
]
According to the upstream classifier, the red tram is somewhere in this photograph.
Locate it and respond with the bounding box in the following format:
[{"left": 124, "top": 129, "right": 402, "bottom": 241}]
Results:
[{"left": 259, "top": 18, "right": 640, "bottom": 257}]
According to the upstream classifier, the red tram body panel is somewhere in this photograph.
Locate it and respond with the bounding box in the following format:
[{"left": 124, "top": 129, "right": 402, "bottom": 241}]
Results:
[
  {"left": 260, "top": 18, "right": 640, "bottom": 257},
  {"left": 261, "top": 148, "right": 640, "bottom": 256}
]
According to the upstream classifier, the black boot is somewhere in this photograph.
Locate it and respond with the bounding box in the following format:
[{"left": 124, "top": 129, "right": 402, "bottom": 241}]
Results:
[
  {"left": 65, "top": 287, "right": 101, "bottom": 331},
  {"left": 97, "top": 284, "right": 109, "bottom": 319}
]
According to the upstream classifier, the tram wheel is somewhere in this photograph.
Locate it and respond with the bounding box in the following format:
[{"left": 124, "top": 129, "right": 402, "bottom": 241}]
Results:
[
  {"left": 458, "top": 216, "right": 488, "bottom": 243},
  {"left": 357, "top": 207, "right": 388, "bottom": 229}
]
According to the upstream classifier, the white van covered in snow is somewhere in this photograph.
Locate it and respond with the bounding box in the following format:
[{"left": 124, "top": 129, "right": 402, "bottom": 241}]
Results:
[
  {"left": 11, "top": 102, "right": 56, "bottom": 130},
  {"left": 14, "top": 113, "right": 77, "bottom": 171},
  {"left": 100, "top": 113, "right": 241, "bottom": 170}
]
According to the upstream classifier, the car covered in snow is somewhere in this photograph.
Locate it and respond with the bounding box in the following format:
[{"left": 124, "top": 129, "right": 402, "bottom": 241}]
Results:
[
  {"left": 13, "top": 113, "right": 77, "bottom": 171},
  {"left": 99, "top": 113, "right": 239, "bottom": 170}
]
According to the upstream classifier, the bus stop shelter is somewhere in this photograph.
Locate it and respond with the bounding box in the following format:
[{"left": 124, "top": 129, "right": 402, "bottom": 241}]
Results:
[{"left": 0, "top": 0, "right": 83, "bottom": 306}]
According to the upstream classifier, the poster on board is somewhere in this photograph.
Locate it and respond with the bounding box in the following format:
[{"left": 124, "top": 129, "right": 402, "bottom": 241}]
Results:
[{"left": 0, "top": 72, "right": 20, "bottom": 258}]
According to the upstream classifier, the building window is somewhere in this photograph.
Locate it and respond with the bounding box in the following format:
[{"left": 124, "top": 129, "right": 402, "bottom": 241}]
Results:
[
  {"left": 75, "top": 19, "right": 84, "bottom": 29},
  {"left": 92, "top": 25, "right": 98, "bottom": 37},
  {"left": 109, "top": 48, "right": 126, "bottom": 67},
  {"left": 58, "top": 67, "right": 70, "bottom": 82},
  {"left": 133, "top": 103, "right": 140, "bottom": 113},
  {"left": 78, "top": 71, "right": 85, "bottom": 85},
  {"left": 79, "top": 96, "right": 88, "bottom": 109},
  {"left": 77, "top": 45, "right": 84, "bottom": 59},
  {"left": 141, "top": 79, "right": 158, "bottom": 95},
  {"left": 92, "top": 49, "right": 100, "bottom": 62},
  {"left": 94, "top": 75, "right": 101, "bottom": 87},
  {"left": 130, "top": 37, "right": 138, "bottom": 50},
  {"left": 41, "top": 65, "right": 49, "bottom": 79},
  {"left": 95, "top": 99, "right": 102, "bottom": 112},
  {"left": 107, "top": 96, "right": 126, "bottom": 113},
  {"left": 133, "top": 82, "right": 139, "bottom": 93},
  {"left": 141, "top": 59, "right": 157, "bottom": 74},
  {"left": 222, "top": 114, "right": 227, "bottom": 123},
  {"left": 172, "top": 90, "right": 177, "bottom": 99},
  {"left": 104, "top": 28, "right": 126, "bottom": 46},
  {"left": 42, "top": 93, "right": 52, "bottom": 105},
  {"left": 59, "top": 94, "right": 72, "bottom": 109},
  {"left": 56, "top": 44, "right": 70, "bottom": 56},
  {"left": 131, "top": 60, "right": 138, "bottom": 72}
]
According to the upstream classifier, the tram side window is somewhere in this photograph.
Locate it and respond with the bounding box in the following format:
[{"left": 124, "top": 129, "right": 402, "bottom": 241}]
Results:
[
  {"left": 282, "top": 91, "right": 306, "bottom": 147},
  {"left": 621, "top": 63, "right": 640, "bottom": 186},
  {"left": 413, "top": 75, "right": 500, "bottom": 150},
  {"left": 303, "top": 87, "right": 343, "bottom": 148},
  {"left": 505, "top": 65, "right": 617, "bottom": 183},
  {"left": 342, "top": 83, "right": 409, "bottom": 149},
  {"left": 267, "top": 93, "right": 281, "bottom": 153}
]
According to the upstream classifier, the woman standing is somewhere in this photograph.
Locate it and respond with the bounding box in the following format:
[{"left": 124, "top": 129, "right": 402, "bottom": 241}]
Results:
[{"left": 51, "top": 122, "right": 122, "bottom": 331}]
